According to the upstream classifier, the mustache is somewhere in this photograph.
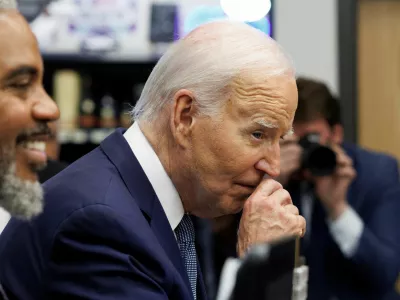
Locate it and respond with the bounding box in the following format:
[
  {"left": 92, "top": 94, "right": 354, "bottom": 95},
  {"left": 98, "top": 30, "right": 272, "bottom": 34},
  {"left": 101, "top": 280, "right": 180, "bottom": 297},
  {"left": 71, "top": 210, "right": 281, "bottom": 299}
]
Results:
[{"left": 16, "top": 123, "right": 52, "bottom": 144}]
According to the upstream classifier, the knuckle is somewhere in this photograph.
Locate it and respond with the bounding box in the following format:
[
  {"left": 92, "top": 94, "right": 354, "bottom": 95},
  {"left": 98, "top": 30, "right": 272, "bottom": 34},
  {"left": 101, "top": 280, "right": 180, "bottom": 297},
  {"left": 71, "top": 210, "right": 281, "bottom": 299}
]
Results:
[
  {"left": 278, "top": 189, "right": 292, "bottom": 204},
  {"left": 273, "top": 180, "right": 283, "bottom": 190},
  {"left": 280, "top": 189, "right": 291, "bottom": 199},
  {"left": 299, "top": 216, "right": 306, "bottom": 228},
  {"left": 260, "top": 178, "right": 273, "bottom": 188},
  {"left": 292, "top": 205, "right": 300, "bottom": 215},
  {"left": 264, "top": 198, "right": 276, "bottom": 210},
  {"left": 278, "top": 208, "right": 287, "bottom": 220}
]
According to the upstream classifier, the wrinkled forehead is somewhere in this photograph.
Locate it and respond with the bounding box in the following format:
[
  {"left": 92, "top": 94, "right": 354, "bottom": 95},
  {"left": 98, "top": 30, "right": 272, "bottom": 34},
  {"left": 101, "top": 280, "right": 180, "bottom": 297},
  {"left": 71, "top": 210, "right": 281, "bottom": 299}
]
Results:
[
  {"left": 0, "top": 12, "right": 42, "bottom": 78},
  {"left": 228, "top": 72, "right": 298, "bottom": 119}
]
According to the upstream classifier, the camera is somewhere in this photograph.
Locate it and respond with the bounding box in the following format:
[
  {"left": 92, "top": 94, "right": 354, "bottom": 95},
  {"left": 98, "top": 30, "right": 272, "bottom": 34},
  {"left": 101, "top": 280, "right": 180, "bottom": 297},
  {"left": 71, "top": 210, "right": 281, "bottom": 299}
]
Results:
[{"left": 298, "top": 133, "right": 337, "bottom": 176}]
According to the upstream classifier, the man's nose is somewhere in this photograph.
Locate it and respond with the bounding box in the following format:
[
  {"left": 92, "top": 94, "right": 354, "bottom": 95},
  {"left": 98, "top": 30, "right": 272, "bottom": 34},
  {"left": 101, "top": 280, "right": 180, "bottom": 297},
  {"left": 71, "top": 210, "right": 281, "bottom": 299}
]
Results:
[
  {"left": 255, "top": 145, "right": 281, "bottom": 178},
  {"left": 32, "top": 89, "right": 60, "bottom": 123}
]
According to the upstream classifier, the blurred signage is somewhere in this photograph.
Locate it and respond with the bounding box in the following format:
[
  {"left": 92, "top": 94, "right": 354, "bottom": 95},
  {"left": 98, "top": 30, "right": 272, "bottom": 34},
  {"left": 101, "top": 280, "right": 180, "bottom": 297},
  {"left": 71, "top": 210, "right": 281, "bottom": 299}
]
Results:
[{"left": 19, "top": 0, "right": 272, "bottom": 62}]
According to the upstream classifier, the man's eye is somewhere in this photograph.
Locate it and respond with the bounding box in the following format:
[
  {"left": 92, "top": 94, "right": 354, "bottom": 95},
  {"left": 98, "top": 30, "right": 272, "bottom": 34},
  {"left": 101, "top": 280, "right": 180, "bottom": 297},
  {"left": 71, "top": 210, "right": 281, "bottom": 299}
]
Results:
[
  {"left": 10, "top": 82, "right": 30, "bottom": 90},
  {"left": 252, "top": 132, "right": 264, "bottom": 140},
  {"left": 9, "top": 77, "right": 33, "bottom": 90}
]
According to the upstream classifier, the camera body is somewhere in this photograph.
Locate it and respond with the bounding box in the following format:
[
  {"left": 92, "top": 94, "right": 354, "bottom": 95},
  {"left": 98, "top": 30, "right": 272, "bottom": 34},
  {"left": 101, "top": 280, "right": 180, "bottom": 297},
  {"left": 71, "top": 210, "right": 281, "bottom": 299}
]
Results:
[{"left": 298, "top": 133, "right": 337, "bottom": 176}]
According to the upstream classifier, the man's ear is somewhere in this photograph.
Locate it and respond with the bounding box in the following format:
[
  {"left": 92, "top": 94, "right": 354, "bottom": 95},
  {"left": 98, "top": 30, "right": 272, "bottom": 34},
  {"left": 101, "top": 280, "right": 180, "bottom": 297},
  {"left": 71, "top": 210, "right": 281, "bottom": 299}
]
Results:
[
  {"left": 331, "top": 124, "right": 344, "bottom": 144},
  {"left": 170, "top": 89, "right": 197, "bottom": 148}
]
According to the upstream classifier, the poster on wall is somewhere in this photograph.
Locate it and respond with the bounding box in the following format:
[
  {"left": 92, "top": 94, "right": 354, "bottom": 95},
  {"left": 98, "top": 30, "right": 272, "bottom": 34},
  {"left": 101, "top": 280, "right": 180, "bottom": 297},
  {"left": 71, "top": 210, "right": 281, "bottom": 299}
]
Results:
[
  {"left": 18, "top": 0, "right": 272, "bottom": 62},
  {"left": 179, "top": 0, "right": 271, "bottom": 37}
]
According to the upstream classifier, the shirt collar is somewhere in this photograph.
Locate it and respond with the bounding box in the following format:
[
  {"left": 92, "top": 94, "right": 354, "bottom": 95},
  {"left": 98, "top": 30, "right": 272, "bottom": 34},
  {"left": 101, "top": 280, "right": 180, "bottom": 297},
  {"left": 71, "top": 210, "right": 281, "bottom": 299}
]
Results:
[
  {"left": 124, "top": 122, "right": 184, "bottom": 231},
  {"left": 0, "top": 207, "right": 10, "bottom": 235}
]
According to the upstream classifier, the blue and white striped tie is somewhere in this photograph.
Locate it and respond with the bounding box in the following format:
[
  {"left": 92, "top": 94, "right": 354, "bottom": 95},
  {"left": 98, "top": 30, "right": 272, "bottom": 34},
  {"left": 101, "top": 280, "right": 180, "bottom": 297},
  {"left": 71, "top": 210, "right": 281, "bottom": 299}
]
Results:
[{"left": 175, "top": 214, "right": 198, "bottom": 299}]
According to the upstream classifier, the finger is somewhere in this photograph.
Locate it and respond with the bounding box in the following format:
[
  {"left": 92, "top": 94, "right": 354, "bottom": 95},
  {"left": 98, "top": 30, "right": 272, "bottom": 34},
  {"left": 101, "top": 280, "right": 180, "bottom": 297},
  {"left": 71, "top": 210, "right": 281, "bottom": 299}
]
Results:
[
  {"left": 336, "top": 166, "right": 357, "bottom": 179},
  {"left": 285, "top": 213, "right": 306, "bottom": 237},
  {"left": 271, "top": 188, "right": 292, "bottom": 205},
  {"left": 330, "top": 144, "right": 345, "bottom": 155},
  {"left": 331, "top": 146, "right": 354, "bottom": 166},
  {"left": 284, "top": 204, "right": 300, "bottom": 215},
  {"left": 296, "top": 215, "right": 307, "bottom": 237},
  {"left": 256, "top": 178, "right": 283, "bottom": 196},
  {"left": 336, "top": 152, "right": 353, "bottom": 167}
]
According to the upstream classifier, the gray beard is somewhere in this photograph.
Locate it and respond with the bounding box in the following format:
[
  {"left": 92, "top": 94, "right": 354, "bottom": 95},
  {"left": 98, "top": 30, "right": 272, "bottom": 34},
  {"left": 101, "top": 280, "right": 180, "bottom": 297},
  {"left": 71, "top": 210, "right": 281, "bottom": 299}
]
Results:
[{"left": 0, "top": 146, "right": 44, "bottom": 220}]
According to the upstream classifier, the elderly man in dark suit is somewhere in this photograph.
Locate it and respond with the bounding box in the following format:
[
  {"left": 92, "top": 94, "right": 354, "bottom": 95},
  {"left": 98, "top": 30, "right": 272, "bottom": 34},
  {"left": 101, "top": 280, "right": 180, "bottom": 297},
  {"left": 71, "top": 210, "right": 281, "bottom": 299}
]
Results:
[{"left": 0, "top": 20, "right": 306, "bottom": 299}]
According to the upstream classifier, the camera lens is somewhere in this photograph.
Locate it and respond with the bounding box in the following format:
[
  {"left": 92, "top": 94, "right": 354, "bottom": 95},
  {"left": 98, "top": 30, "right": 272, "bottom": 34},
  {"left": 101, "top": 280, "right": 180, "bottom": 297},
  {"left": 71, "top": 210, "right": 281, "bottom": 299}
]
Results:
[
  {"left": 299, "top": 133, "right": 337, "bottom": 176},
  {"left": 302, "top": 145, "right": 336, "bottom": 176}
]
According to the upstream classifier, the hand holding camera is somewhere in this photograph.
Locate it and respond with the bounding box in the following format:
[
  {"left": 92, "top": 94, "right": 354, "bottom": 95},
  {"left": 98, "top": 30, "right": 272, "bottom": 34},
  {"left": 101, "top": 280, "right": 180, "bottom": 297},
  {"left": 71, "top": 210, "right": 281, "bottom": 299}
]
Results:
[
  {"left": 280, "top": 133, "right": 357, "bottom": 220},
  {"left": 312, "top": 145, "right": 356, "bottom": 220}
]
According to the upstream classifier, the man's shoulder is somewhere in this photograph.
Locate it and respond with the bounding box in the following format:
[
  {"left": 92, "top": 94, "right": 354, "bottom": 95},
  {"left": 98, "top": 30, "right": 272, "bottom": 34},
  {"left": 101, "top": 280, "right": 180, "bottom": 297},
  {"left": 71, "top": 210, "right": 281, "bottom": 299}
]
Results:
[
  {"left": 345, "top": 143, "right": 399, "bottom": 205},
  {"left": 44, "top": 147, "right": 128, "bottom": 208},
  {"left": 0, "top": 147, "right": 153, "bottom": 284},
  {"left": 344, "top": 143, "right": 398, "bottom": 174},
  {"left": 14, "top": 146, "right": 146, "bottom": 249}
]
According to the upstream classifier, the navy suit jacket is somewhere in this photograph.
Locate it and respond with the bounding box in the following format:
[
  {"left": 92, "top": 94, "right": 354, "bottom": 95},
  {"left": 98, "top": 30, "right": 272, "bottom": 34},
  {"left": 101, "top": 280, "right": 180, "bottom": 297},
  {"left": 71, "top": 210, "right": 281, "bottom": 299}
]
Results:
[
  {"left": 289, "top": 143, "right": 400, "bottom": 300},
  {"left": 0, "top": 129, "right": 207, "bottom": 300}
]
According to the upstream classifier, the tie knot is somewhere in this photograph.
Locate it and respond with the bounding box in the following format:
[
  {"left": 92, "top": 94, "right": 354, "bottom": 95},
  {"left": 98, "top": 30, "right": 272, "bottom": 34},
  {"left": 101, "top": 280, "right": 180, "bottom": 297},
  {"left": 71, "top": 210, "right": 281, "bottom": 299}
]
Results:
[{"left": 175, "top": 214, "right": 195, "bottom": 243}]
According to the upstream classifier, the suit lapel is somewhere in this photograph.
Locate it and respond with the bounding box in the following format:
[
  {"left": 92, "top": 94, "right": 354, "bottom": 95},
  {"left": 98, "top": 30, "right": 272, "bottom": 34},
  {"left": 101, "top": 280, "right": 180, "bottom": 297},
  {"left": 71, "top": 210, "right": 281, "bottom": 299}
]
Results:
[
  {"left": 100, "top": 129, "right": 193, "bottom": 297},
  {"left": 100, "top": 128, "right": 155, "bottom": 218},
  {"left": 197, "top": 259, "right": 208, "bottom": 300}
]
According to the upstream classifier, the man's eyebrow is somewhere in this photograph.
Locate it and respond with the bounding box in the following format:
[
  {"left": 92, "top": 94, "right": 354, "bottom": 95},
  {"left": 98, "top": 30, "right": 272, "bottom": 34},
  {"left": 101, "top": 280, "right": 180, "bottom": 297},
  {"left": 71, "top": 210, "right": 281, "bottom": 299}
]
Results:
[
  {"left": 255, "top": 119, "right": 278, "bottom": 129},
  {"left": 254, "top": 120, "right": 294, "bottom": 136},
  {"left": 4, "top": 66, "right": 38, "bottom": 81},
  {"left": 284, "top": 127, "right": 294, "bottom": 137}
]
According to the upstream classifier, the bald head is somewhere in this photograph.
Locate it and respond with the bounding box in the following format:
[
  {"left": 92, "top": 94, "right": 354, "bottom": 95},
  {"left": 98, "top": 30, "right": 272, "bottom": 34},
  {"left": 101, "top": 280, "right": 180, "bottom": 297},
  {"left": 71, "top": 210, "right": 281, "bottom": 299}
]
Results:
[
  {"left": 132, "top": 20, "right": 294, "bottom": 123},
  {"left": 0, "top": 0, "right": 17, "bottom": 10},
  {"left": 184, "top": 20, "right": 276, "bottom": 47}
]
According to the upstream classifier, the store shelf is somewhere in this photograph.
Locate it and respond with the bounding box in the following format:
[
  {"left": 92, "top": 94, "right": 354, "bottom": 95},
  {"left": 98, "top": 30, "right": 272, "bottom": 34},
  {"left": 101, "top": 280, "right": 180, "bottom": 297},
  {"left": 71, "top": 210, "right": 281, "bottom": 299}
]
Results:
[{"left": 59, "top": 128, "right": 116, "bottom": 145}]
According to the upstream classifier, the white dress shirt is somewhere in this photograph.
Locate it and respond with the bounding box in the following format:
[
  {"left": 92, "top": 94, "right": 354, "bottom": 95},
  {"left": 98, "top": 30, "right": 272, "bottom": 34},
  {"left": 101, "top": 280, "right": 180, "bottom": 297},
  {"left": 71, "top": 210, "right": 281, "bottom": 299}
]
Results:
[
  {"left": 124, "top": 122, "right": 185, "bottom": 233},
  {"left": 301, "top": 191, "right": 364, "bottom": 257},
  {"left": 0, "top": 207, "right": 11, "bottom": 235}
]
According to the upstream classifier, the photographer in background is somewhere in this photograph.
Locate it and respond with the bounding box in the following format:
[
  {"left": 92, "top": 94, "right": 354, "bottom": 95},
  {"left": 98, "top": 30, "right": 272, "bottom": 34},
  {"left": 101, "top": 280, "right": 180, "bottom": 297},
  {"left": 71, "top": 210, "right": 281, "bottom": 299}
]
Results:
[{"left": 281, "top": 77, "right": 400, "bottom": 299}]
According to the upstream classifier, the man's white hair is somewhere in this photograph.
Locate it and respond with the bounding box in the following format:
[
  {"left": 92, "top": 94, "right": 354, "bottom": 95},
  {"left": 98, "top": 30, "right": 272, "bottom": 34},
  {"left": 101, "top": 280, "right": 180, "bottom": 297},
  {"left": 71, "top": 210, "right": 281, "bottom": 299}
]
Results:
[
  {"left": 132, "top": 20, "right": 295, "bottom": 123},
  {"left": 0, "top": 0, "right": 17, "bottom": 10}
]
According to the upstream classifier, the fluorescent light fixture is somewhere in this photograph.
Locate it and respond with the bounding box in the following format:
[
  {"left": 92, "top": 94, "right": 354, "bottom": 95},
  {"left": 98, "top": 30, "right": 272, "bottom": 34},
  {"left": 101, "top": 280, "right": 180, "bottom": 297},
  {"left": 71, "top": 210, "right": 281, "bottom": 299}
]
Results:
[{"left": 220, "top": 0, "right": 272, "bottom": 22}]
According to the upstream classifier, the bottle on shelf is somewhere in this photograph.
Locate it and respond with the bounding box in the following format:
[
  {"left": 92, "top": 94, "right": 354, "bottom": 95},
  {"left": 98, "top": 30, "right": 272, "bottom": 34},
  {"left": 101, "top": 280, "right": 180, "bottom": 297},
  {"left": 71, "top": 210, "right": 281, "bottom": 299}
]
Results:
[
  {"left": 99, "top": 93, "right": 118, "bottom": 128},
  {"left": 79, "top": 75, "right": 97, "bottom": 129},
  {"left": 53, "top": 70, "right": 81, "bottom": 131}
]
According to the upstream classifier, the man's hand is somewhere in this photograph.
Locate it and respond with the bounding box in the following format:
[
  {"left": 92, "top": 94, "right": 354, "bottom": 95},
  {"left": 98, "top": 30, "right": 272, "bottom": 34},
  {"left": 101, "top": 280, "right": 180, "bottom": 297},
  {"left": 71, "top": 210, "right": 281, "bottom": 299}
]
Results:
[
  {"left": 313, "top": 145, "right": 356, "bottom": 220},
  {"left": 276, "top": 136, "right": 302, "bottom": 186},
  {"left": 237, "top": 179, "right": 306, "bottom": 257}
]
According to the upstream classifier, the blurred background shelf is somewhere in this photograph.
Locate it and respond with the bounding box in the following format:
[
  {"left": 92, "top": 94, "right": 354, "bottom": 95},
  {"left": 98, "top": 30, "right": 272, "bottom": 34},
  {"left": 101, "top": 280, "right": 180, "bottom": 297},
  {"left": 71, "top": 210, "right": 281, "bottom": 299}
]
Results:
[
  {"left": 17, "top": 0, "right": 273, "bottom": 165},
  {"left": 58, "top": 128, "right": 116, "bottom": 145}
]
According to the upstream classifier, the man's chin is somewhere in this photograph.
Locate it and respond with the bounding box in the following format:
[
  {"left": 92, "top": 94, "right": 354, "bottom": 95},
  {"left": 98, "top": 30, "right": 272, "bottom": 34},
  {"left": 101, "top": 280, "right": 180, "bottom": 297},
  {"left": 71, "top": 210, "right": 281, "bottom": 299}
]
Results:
[
  {"left": 16, "top": 162, "right": 46, "bottom": 183},
  {"left": 0, "top": 163, "right": 44, "bottom": 220},
  {"left": 32, "top": 161, "right": 47, "bottom": 172},
  {"left": 215, "top": 202, "right": 244, "bottom": 218}
]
